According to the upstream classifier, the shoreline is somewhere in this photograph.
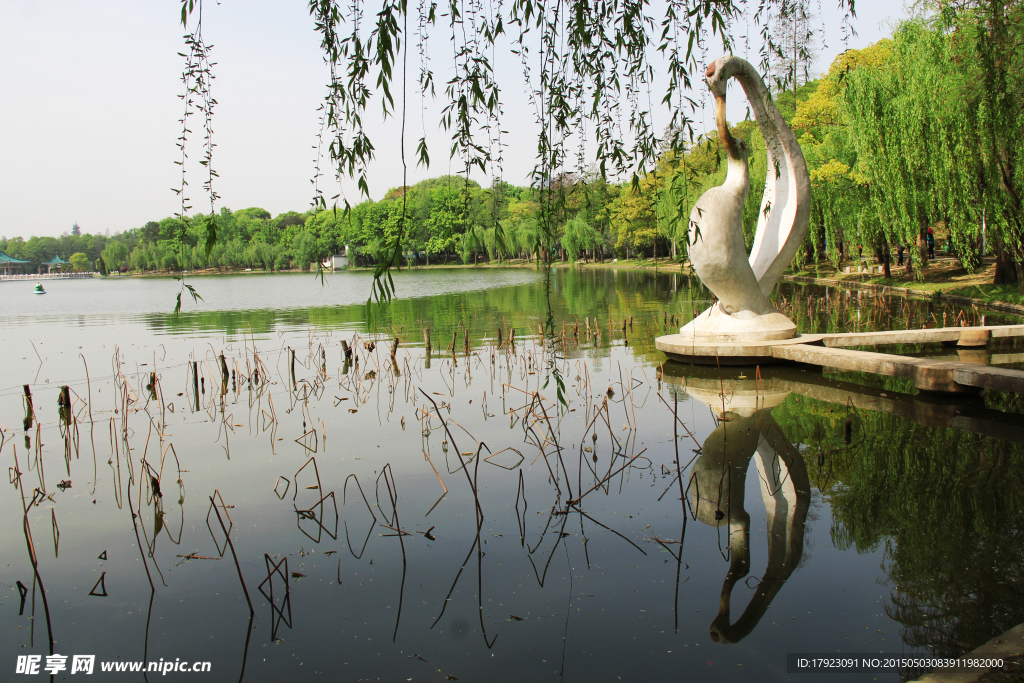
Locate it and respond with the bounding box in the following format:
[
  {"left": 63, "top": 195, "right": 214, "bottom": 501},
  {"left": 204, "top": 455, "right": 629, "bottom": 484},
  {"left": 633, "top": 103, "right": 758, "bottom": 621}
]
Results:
[
  {"left": 45, "top": 258, "right": 1024, "bottom": 318},
  {"left": 110, "top": 257, "right": 690, "bottom": 279}
]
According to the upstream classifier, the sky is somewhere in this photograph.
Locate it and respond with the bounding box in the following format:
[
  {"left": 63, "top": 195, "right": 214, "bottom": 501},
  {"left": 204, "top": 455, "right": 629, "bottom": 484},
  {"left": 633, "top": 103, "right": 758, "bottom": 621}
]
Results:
[{"left": 0, "top": 0, "right": 907, "bottom": 239}]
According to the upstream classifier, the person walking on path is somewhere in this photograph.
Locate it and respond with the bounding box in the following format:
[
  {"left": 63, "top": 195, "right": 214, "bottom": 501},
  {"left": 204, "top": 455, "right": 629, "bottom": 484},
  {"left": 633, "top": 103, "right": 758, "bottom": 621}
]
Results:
[
  {"left": 897, "top": 244, "right": 905, "bottom": 266},
  {"left": 926, "top": 227, "right": 936, "bottom": 259}
]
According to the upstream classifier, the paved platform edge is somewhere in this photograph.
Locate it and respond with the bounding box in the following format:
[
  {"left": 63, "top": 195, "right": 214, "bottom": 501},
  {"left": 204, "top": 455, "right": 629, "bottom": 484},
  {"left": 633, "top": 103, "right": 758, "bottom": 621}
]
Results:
[{"left": 911, "top": 622, "right": 1024, "bottom": 683}]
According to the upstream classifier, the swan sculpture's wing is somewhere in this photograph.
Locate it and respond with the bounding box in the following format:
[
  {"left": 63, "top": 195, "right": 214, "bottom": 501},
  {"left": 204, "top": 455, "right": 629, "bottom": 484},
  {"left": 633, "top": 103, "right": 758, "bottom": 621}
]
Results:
[{"left": 707, "top": 57, "right": 811, "bottom": 297}]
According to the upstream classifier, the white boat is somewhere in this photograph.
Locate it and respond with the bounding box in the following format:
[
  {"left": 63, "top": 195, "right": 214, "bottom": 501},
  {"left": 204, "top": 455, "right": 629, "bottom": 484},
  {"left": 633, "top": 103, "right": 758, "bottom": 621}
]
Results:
[{"left": 34, "top": 282, "right": 45, "bottom": 294}]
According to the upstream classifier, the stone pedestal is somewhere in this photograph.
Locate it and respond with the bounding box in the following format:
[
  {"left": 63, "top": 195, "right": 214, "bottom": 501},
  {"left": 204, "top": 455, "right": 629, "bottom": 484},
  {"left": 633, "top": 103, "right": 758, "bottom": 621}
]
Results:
[{"left": 679, "top": 304, "right": 797, "bottom": 343}]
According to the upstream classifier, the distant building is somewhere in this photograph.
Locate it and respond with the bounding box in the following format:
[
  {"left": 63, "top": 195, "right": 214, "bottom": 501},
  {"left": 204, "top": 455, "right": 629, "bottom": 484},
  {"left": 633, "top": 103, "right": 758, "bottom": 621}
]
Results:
[
  {"left": 323, "top": 245, "right": 351, "bottom": 270},
  {"left": 0, "top": 250, "right": 31, "bottom": 276},
  {"left": 42, "top": 254, "right": 70, "bottom": 273}
]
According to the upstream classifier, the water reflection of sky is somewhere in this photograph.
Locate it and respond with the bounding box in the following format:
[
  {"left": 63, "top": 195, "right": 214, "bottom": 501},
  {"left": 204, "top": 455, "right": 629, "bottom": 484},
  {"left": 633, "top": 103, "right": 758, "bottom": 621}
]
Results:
[{"left": 0, "top": 269, "right": 543, "bottom": 326}]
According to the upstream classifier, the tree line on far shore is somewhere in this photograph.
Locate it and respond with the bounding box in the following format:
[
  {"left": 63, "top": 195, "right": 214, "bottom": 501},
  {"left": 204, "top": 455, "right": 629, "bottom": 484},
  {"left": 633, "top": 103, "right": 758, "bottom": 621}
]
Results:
[
  {"left": 0, "top": 175, "right": 660, "bottom": 276},
  {"left": 4, "top": 6, "right": 1021, "bottom": 291}
]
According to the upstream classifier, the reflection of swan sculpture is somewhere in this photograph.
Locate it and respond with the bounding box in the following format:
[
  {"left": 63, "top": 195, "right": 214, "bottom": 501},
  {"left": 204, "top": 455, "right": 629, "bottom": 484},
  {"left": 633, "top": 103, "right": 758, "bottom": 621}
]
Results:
[
  {"left": 683, "top": 56, "right": 810, "bottom": 342},
  {"left": 682, "top": 377, "right": 810, "bottom": 644}
]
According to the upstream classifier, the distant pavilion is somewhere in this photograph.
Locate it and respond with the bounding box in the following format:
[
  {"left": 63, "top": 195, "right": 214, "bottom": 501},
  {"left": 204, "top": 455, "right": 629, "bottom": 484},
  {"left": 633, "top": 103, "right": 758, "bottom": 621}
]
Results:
[
  {"left": 0, "top": 250, "right": 31, "bottom": 276},
  {"left": 42, "top": 254, "right": 70, "bottom": 273}
]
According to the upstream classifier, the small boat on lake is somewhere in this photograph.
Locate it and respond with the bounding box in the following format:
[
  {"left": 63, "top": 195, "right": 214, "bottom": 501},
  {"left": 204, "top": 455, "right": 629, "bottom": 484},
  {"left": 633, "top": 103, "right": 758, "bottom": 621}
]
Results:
[{"left": 34, "top": 282, "right": 45, "bottom": 294}]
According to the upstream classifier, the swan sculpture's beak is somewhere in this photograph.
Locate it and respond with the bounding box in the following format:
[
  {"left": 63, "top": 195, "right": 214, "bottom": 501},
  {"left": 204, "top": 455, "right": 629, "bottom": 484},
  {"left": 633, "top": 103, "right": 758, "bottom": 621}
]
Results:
[{"left": 705, "top": 59, "right": 728, "bottom": 98}]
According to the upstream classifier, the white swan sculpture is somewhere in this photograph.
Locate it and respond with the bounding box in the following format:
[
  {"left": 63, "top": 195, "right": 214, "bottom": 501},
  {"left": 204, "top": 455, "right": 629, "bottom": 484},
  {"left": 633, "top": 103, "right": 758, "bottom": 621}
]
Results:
[{"left": 682, "top": 55, "right": 810, "bottom": 342}]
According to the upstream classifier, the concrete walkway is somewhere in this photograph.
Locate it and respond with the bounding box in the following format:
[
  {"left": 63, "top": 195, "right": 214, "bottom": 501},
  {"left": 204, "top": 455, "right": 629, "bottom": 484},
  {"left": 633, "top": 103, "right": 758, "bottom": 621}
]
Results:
[{"left": 656, "top": 325, "right": 1024, "bottom": 394}]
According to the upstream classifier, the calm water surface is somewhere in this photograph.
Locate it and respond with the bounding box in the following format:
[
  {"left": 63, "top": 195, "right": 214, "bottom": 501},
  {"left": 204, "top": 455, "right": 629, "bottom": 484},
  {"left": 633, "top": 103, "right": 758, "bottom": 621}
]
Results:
[{"left": 1, "top": 269, "right": 1022, "bottom": 683}]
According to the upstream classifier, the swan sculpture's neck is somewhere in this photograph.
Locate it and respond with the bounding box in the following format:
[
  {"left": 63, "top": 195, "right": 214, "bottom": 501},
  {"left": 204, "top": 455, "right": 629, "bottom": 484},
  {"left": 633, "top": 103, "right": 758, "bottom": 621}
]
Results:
[{"left": 715, "top": 93, "right": 749, "bottom": 198}]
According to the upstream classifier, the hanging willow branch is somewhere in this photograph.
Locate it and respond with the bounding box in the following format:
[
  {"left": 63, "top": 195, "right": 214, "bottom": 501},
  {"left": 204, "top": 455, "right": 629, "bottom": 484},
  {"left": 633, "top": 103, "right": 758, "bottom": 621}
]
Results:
[
  {"left": 175, "top": 0, "right": 217, "bottom": 313},
  {"left": 178, "top": 0, "right": 855, "bottom": 303}
]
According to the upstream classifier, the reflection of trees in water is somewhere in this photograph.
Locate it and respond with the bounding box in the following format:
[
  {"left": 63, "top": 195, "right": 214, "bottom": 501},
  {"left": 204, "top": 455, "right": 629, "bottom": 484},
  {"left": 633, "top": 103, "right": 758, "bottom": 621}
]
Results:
[
  {"left": 885, "top": 528, "right": 1024, "bottom": 659},
  {"left": 985, "top": 389, "right": 1024, "bottom": 417},
  {"left": 776, "top": 284, "right": 1020, "bottom": 338},
  {"left": 796, "top": 487, "right": 823, "bottom": 572},
  {"left": 775, "top": 397, "right": 1024, "bottom": 659},
  {"left": 141, "top": 269, "right": 703, "bottom": 365}
]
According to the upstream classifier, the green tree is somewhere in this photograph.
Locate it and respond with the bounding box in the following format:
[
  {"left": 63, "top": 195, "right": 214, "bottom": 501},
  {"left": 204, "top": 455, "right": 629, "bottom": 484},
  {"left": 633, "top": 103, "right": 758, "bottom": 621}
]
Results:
[
  {"left": 69, "top": 252, "right": 90, "bottom": 272},
  {"left": 425, "top": 186, "right": 468, "bottom": 261},
  {"left": 609, "top": 175, "right": 659, "bottom": 258},
  {"left": 140, "top": 221, "right": 161, "bottom": 244},
  {"left": 290, "top": 231, "right": 319, "bottom": 271},
  {"left": 841, "top": 8, "right": 1024, "bottom": 287},
  {"left": 102, "top": 240, "right": 129, "bottom": 271},
  {"left": 562, "top": 212, "right": 602, "bottom": 262}
]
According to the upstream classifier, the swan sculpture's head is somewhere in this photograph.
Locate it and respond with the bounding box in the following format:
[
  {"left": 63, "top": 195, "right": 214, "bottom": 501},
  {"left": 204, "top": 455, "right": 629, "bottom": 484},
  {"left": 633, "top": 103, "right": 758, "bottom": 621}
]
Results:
[{"left": 704, "top": 56, "right": 745, "bottom": 98}]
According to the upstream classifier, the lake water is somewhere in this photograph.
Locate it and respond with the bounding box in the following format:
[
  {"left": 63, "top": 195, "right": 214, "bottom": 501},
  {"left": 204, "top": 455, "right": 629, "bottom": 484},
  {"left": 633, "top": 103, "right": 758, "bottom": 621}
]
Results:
[{"left": 1, "top": 268, "right": 1022, "bottom": 682}]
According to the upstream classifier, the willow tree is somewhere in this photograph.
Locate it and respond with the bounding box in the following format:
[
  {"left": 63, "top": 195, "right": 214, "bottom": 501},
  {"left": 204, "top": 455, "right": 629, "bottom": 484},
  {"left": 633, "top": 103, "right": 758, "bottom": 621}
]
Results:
[
  {"left": 174, "top": 0, "right": 855, "bottom": 304},
  {"left": 792, "top": 46, "right": 885, "bottom": 270},
  {"left": 842, "top": 4, "right": 1024, "bottom": 287},
  {"left": 561, "top": 212, "right": 602, "bottom": 262}
]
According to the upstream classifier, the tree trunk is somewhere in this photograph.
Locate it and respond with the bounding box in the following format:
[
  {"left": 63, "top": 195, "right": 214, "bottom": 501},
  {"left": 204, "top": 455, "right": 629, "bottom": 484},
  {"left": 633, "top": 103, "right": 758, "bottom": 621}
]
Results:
[{"left": 994, "top": 244, "right": 1019, "bottom": 285}]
